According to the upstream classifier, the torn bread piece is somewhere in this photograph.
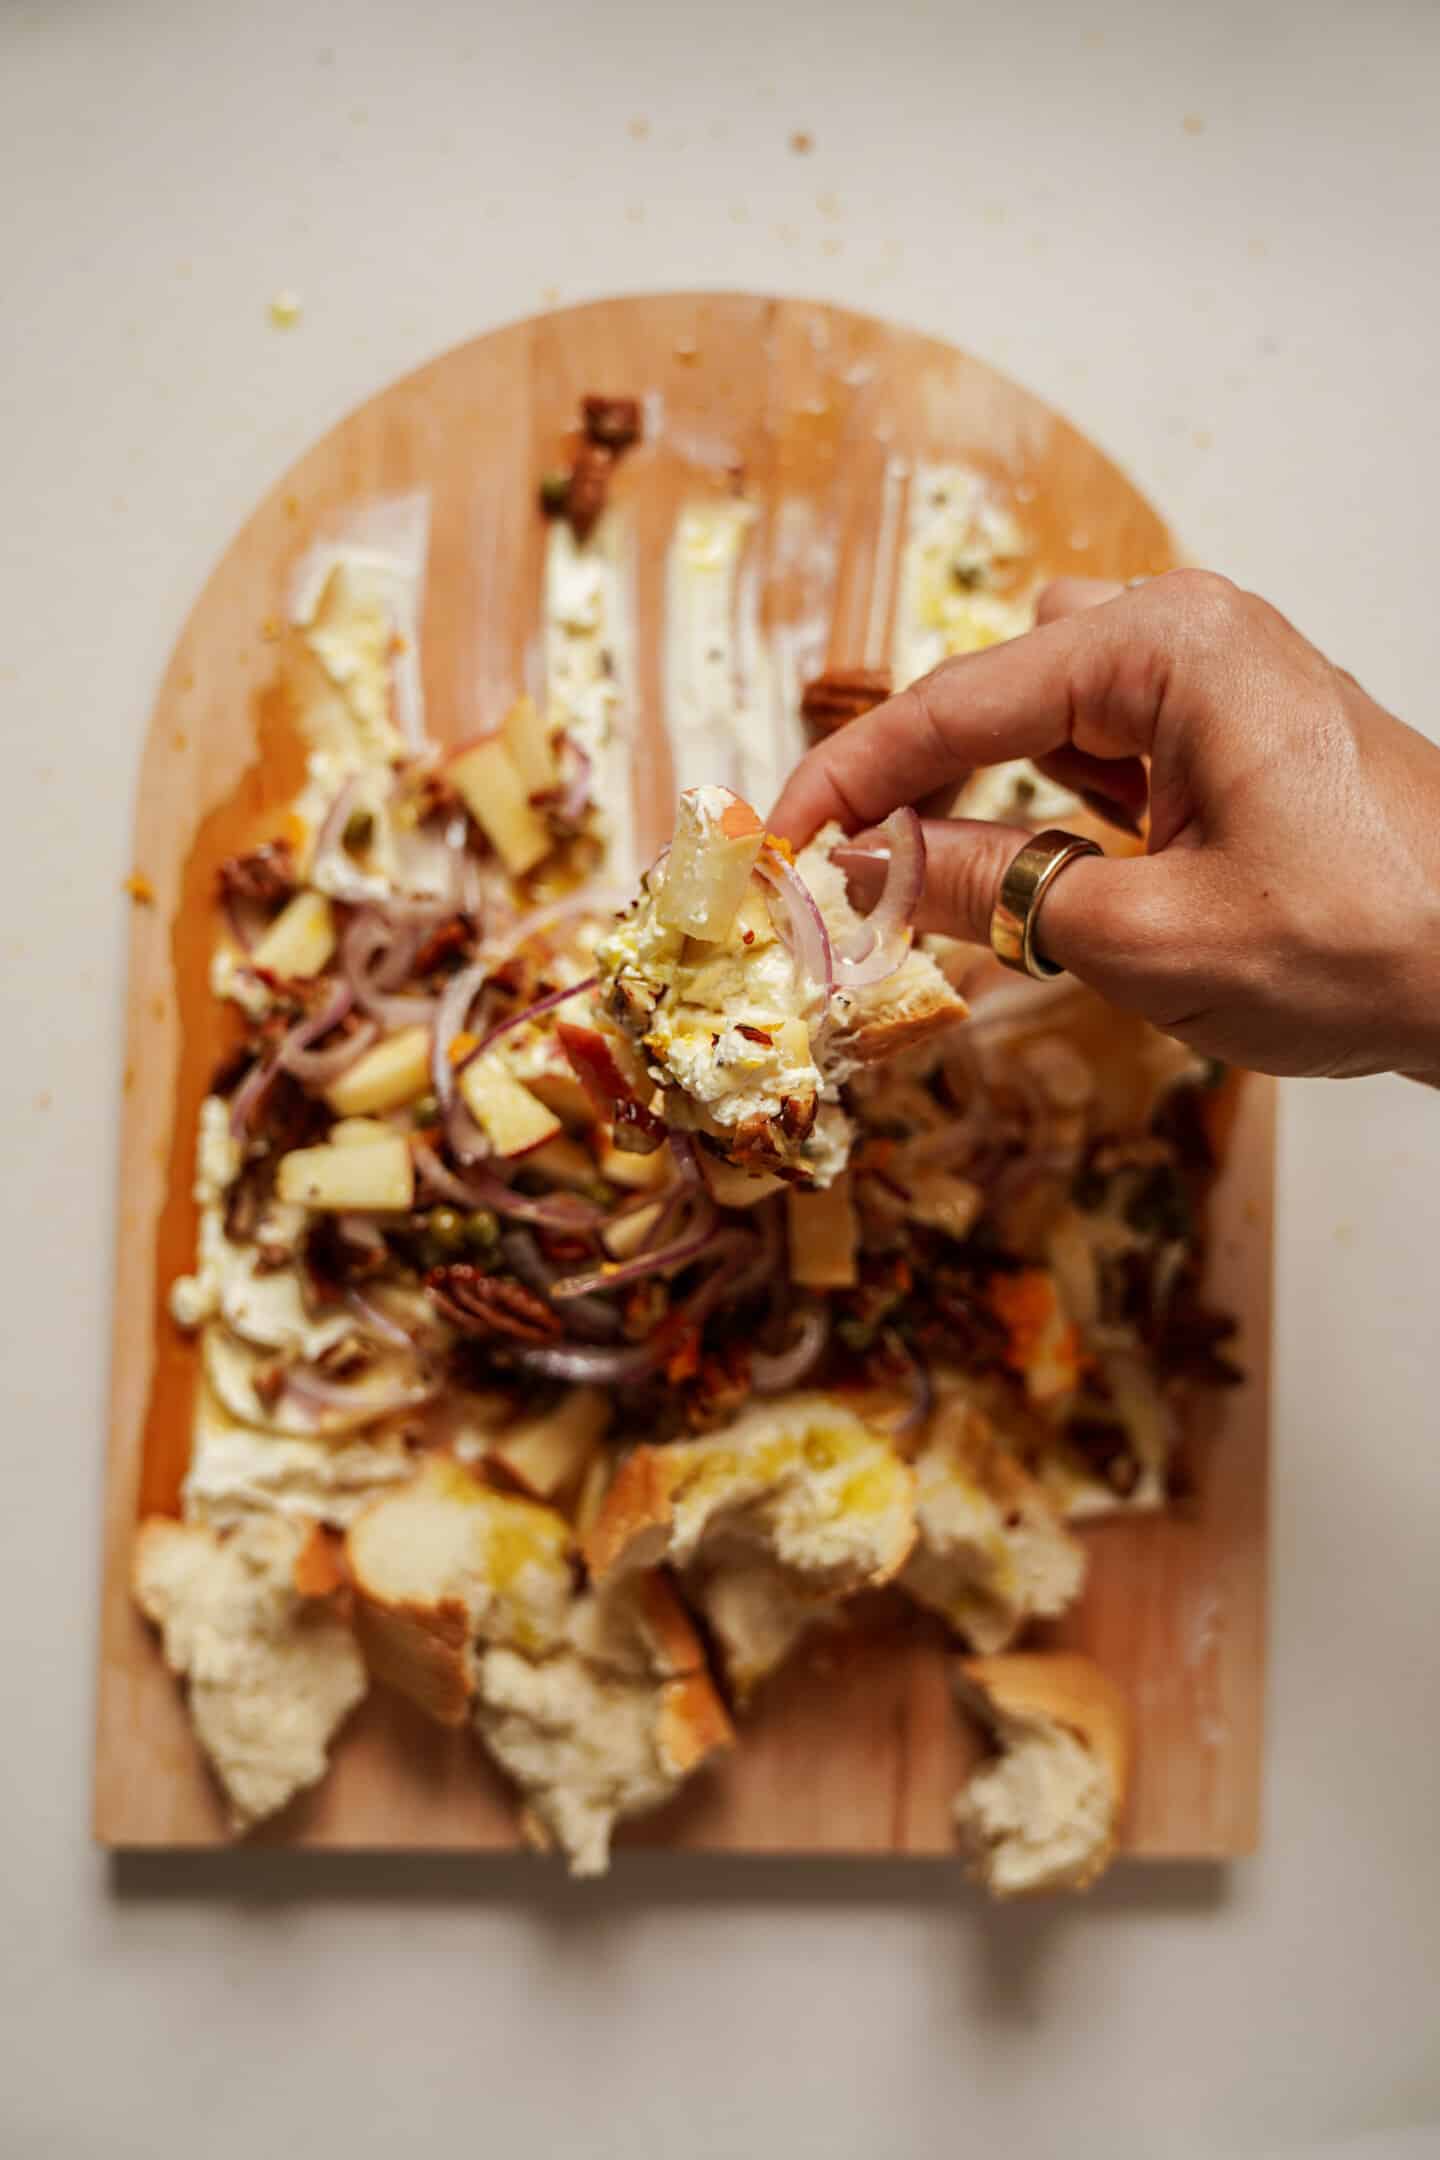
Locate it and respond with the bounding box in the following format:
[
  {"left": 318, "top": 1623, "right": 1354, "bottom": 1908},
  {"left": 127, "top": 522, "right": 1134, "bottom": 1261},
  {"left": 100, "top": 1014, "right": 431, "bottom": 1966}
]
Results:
[
  {"left": 345, "top": 1457, "right": 731, "bottom": 1870},
  {"left": 901, "top": 1389, "right": 1086, "bottom": 1653},
  {"left": 953, "top": 1654, "right": 1130, "bottom": 1896},
  {"left": 475, "top": 1570, "right": 734, "bottom": 1877},
  {"left": 586, "top": 1392, "right": 915, "bottom": 1590},
  {"left": 595, "top": 786, "right": 965, "bottom": 1185},
  {"left": 345, "top": 1455, "right": 575, "bottom": 1724},
  {"left": 585, "top": 1392, "right": 915, "bottom": 1698},
  {"left": 683, "top": 1544, "right": 837, "bottom": 1707},
  {"left": 132, "top": 1515, "right": 366, "bottom": 1832}
]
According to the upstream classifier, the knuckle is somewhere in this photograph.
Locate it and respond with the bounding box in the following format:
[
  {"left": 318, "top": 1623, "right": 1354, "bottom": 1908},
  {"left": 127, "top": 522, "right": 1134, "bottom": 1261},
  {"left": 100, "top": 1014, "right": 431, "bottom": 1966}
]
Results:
[{"left": 1153, "top": 566, "right": 1246, "bottom": 630}]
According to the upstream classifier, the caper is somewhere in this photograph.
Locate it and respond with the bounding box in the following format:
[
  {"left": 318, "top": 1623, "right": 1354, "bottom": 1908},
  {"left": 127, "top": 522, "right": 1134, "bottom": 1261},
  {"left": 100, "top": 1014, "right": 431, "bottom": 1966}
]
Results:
[
  {"left": 538, "top": 471, "right": 571, "bottom": 517},
  {"left": 427, "top": 1206, "right": 467, "bottom": 1256},
  {"left": 411, "top": 1091, "right": 439, "bottom": 1127},
  {"left": 464, "top": 1207, "right": 500, "bottom": 1254},
  {"left": 343, "top": 807, "right": 375, "bottom": 850}
]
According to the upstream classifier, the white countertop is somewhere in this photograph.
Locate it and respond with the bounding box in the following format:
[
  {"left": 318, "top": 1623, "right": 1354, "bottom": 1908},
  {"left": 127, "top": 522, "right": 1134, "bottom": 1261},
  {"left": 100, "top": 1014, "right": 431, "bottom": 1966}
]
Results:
[{"left": 3, "top": 2, "right": 1437, "bottom": 2153}]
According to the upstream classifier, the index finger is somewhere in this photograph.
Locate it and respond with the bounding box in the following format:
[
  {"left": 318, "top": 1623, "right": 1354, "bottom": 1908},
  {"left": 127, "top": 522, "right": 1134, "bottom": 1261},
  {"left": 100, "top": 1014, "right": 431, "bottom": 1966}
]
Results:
[{"left": 769, "top": 586, "right": 1162, "bottom": 842}]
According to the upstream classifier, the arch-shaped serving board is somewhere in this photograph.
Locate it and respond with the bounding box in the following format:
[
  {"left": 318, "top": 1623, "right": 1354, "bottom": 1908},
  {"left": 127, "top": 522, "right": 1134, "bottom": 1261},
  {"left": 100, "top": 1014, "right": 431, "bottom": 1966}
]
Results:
[{"left": 95, "top": 294, "right": 1270, "bottom": 1856}]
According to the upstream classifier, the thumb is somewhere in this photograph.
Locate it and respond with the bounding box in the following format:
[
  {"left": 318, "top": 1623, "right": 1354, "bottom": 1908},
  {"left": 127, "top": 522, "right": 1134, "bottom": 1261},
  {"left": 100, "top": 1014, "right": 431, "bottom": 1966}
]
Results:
[{"left": 838, "top": 819, "right": 1192, "bottom": 1019}]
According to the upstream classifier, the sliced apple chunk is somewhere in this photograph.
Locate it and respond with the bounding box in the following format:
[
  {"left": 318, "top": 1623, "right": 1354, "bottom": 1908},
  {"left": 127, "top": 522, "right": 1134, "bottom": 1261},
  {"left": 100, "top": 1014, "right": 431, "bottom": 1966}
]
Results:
[
  {"left": 490, "top": 1387, "right": 610, "bottom": 1500},
  {"left": 501, "top": 692, "right": 558, "bottom": 796},
  {"left": 329, "top": 1117, "right": 399, "bottom": 1148},
  {"left": 696, "top": 1152, "right": 785, "bottom": 1208},
  {"left": 325, "top": 1026, "right": 432, "bottom": 1117},
  {"left": 556, "top": 1019, "right": 664, "bottom": 1154},
  {"left": 458, "top": 1054, "right": 563, "bottom": 1157},
  {"left": 654, "top": 785, "right": 765, "bottom": 942},
  {"left": 787, "top": 1173, "right": 859, "bottom": 1288},
  {"left": 249, "top": 891, "right": 336, "bottom": 979},
  {"left": 598, "top": 1136, "right": 673, "bottom": 1191},
  {"left": 528, "top": 1133, "right": 598, "bottom": 1192},
  {"left": 449, "top": 736, "right": 551, "bottom": 876},
  {"left": 276, "top": 1136, "right": 414, "bottom": 1211},
  {"left": 602, "top": 1201, "right": 665, "bottom": 1260}
]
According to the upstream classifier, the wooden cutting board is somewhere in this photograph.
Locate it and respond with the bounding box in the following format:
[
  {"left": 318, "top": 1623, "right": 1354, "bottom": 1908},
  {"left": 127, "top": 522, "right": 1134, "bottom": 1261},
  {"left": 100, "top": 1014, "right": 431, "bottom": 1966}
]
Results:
[{"left": 94, "top": 293, "right": 1271, "bottom": 1857}]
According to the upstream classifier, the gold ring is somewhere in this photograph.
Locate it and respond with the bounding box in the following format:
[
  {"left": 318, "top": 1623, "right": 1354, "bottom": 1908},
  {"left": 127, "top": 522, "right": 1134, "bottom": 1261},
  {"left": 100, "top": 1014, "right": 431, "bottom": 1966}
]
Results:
[{"left": 989, "top": 828, "right": 1103, "bottom": 980}]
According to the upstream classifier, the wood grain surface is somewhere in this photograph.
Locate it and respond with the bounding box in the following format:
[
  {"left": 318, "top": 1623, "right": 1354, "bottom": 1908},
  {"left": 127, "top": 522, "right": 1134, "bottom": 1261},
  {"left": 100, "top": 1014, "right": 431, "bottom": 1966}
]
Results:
[{"left": 94, "top": 293, "right": 1270, "bottom": 1857}]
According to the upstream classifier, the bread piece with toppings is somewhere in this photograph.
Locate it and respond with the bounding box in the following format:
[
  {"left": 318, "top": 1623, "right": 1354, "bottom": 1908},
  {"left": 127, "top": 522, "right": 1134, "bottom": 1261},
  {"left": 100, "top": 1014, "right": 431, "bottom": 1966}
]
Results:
[
  {"left": 953, "top": 1653, "right": 1130, "bottom": 1895},
  {"left": 595, "top": 787, "right": 966, "bottom": 1186},
  {"left": 901, "top": 1388, "right": 1086, "bottom": 1652},
  {"left": 132, "top": 1514, "right": 366, "bottom": 1832}
]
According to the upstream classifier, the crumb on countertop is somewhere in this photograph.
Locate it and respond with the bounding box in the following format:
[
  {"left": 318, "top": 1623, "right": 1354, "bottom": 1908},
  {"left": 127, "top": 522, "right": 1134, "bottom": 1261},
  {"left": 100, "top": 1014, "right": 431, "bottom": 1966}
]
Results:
[
  {"left": 124, "top": 872, "right": 155, "bottom": 905},
  {"left": 268, "top": 291, "right": 303, "bottom": 329},
  {"left": 789, "top": 130, "right": 814, "bottom": 154}
]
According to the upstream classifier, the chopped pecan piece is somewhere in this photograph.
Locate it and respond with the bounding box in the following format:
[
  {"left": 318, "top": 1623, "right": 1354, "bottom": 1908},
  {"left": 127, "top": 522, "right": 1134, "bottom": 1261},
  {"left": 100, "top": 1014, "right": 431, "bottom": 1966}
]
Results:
[
  {"left": 582, "top": 395, "right": 642, "bottom": 451},
  {"left": 411, "top": 916, "right": 474, "bottom": 976},
  {"left": 682, "top": 1341, "right": 754, "bottom": 1431},
  {"left": 218, "top": 840, "right": 297, "bottom": 910},
  {"left": 566, "top": 441, "right": 614, "bottom": 543},
  {"left": 425, "top": 1267, "right": 563, "bottom": 1343},
  {"left": 799, "top": 667, "right": 892, "bottom": 735},
  {"left": 779, "top": 1089, "right": 818, "bottom": 1142}
]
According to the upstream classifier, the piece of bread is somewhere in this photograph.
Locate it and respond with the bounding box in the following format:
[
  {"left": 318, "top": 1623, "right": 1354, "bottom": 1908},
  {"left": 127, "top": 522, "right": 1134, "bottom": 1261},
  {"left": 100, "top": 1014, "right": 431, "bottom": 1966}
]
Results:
[
  {"left": 474, "top": 1570, "right": 734, "bottom": 1877},
  {"left": 685, "top": 1542, "right": 836, "bottom": 1706},
  {"left": 344, "top": 1455, "right": 732, "bottom": 1870},
  {"left": 345, "top": 1455, "right": 575, "bottom": 1724},
  {"left": 794, "top": 834, "right": 968, "bottom": 1073},
  {"left": 132, "top": 1513, "right": 366, "bottom": 1832},
  {"left": 953, "top": 1653, "right": 1131, "bottom": 1895},
  {"left": 585, "top": 1392, "right": 916, "bottom": 1597},
  {"left": 595, "top": 790, "right": 966, "bottom": 1184},
  {"left": 901, "top": 1388, "right": 1086, "bottom": 1652}
]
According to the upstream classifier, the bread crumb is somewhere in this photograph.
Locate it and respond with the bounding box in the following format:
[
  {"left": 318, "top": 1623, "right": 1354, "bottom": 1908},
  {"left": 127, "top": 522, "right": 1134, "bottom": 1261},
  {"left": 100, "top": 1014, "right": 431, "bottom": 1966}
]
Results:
[
  {"left": 267, "top": 291, "right": 302, "bottom": 329},
  {"left": 1182, "top": 113, "right": 1205, "bottom": 135},
  {"left": 124, "top": 872, "right": 155, "bottom": 905},
  {"left": 789, "top": 130, "right": 814, "bottom": 154},
  {"left": 628, "top": 116, "right": 649, "bottom": 140}
]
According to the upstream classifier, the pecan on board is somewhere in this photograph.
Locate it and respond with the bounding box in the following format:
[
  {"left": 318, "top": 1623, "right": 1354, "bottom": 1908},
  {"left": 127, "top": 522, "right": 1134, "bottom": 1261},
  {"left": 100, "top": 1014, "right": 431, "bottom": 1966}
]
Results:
[
  {"left": 425, "top": 1266, "right": 563, "bottom": 1343},
  {"left": 799, "top": 667, "right": 892, "bottom": 736}
]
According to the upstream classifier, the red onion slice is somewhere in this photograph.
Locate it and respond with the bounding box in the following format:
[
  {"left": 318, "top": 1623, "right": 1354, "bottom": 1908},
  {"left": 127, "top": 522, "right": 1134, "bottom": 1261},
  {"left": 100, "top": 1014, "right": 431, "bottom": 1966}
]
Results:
[
  {"left": 283, "top": 1363, "right": 436, "bottom": 1418},
  {"left": 430, "top": 959, "right": 492, "bottom": 1111},
  {"left": 500, "top": 1229, "right": 620, "bottom": 1341},
  {"left": 510, "top": 1337, "right": 668, "bottom": 1385},
  {"left": 549, "top": 1194, "right": 719, "bottom": 1299},
  {"left": 457, "top": 974, "right": 599, "bottom": 1076},
  {"left": 342, "top": 912, "right": 438, "bottom": 1029},
  {"left": 412, "top": 1137, "right": 603, "bottom": 1232},
  {"left": 229, "top": 1049, "right": 281, "bottom": 1138},
  {"left": 751, "top": 1301, "right": 830, "bottom": 1393},
  {"left": 830, "top": 807, "right": 924, "bottom": 987},
  {"left": 754, "top": 848, "right": 835, "bottom": 1003},
  {"left": 345, "top": 1286, "right": 419, "bottom": 1348},
  {"left": 275, "top": 983, "right": 380, "bottom": 1085}
]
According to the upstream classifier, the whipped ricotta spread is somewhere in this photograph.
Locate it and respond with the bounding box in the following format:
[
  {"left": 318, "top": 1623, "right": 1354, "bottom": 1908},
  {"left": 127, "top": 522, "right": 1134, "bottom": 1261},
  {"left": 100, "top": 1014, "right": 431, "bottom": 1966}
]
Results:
[
  {"left": 892, "top": 463, "right": 1079, "bottom": 826},
  {"left": 544, "top": 517, "right": 637, "bottom": 882}
]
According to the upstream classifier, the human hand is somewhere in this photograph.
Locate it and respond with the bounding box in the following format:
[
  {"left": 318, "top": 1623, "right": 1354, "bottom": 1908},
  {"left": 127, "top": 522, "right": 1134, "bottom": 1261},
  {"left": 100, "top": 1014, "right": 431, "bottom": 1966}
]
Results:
[{"left": 770, "top": 570, "right": 1440, "bottom": 1083}]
